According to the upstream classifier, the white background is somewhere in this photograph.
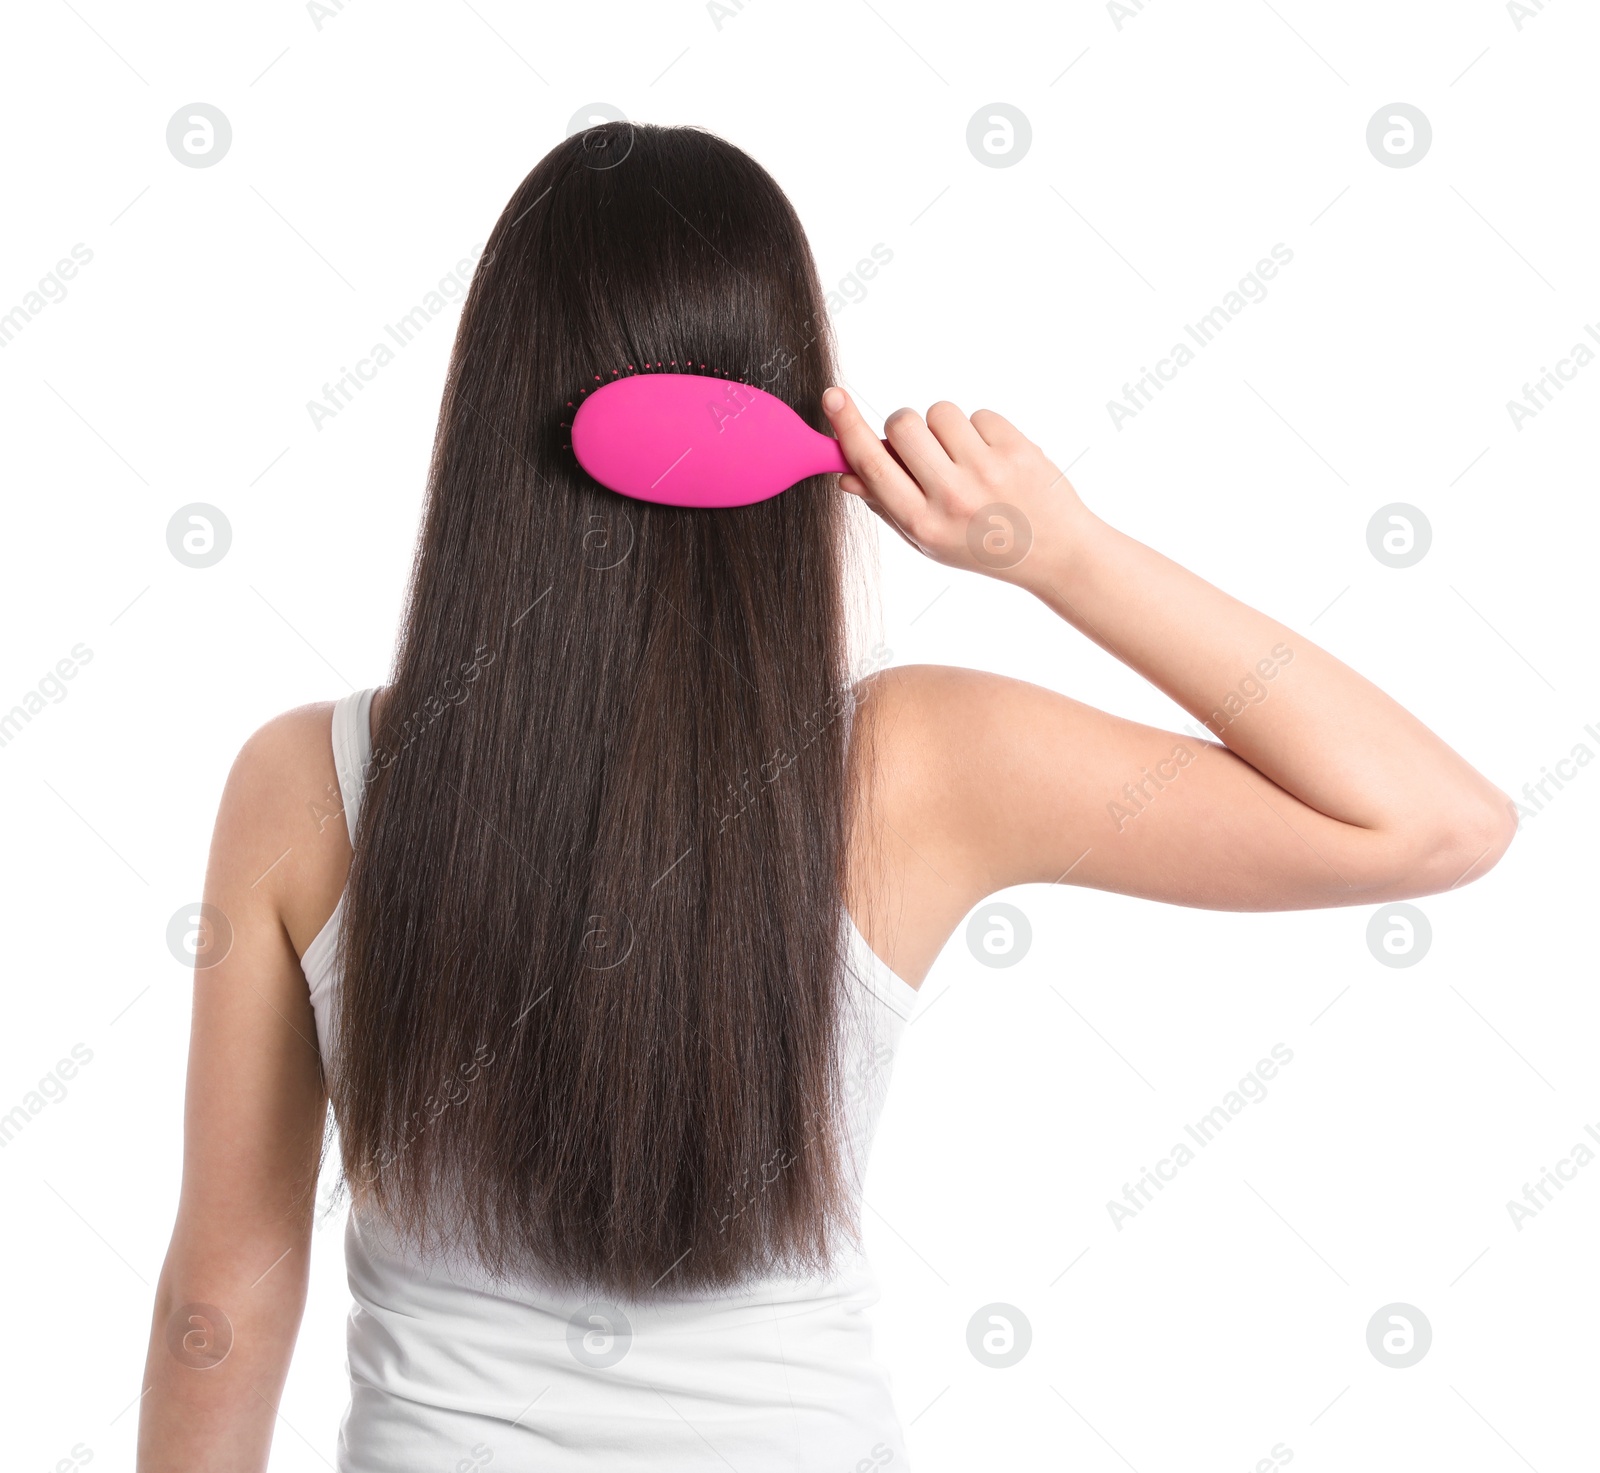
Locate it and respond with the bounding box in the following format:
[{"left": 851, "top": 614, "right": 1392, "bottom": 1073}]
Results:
[{"left": 2, "top": 1, "right": 1596, "bottom": 1469}]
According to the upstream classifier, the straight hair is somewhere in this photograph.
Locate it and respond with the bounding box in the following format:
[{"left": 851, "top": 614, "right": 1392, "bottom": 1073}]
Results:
[{"left": 330, "top": 121, "right": 876, "bottom": 1299}]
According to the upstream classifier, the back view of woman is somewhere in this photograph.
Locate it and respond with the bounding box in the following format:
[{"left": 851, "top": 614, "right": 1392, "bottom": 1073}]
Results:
[{"left": 138, "top": 123, "right": 1516, "bottom": 1470}]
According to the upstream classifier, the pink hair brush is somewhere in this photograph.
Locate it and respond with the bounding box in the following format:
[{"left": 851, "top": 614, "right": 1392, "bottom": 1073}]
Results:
[{"left": 570, "top": 372, "right": 850, "bottom": 509}]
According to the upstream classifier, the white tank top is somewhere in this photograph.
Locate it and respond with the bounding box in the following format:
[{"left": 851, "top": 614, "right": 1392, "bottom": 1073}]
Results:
[{"left": 301, "top": 686, "right": 919, "bottom": 1471}]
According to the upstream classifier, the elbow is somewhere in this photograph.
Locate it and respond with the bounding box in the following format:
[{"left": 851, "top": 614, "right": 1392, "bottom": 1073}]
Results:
[{"left": 1401, "top": 793, "right": 1519, "bottom": 896}]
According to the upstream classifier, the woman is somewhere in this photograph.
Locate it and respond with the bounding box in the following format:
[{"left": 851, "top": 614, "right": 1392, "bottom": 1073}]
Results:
[{"left": 138, "top": 122, "right": 1515, "bottom": 1470}]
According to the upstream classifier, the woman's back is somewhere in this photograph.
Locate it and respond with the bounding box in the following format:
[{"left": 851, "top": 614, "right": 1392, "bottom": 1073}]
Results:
[{"left": 305, "top": 687, "right": 918, "bottom": 1470}]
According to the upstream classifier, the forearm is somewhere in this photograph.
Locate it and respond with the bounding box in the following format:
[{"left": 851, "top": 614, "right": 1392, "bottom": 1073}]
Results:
[{"left": 1024, "top": 508, "right": 1513, "bottom": 839}]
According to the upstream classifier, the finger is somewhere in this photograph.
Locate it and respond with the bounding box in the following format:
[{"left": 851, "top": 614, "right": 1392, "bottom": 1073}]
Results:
[
  {"left": 882, "top": 407, "right": 957, "bottom": 498},
  {"left": 822, "top": 388, "right": 927, "bottom": 530},
  {"left": 969, "top": 407, "right": 1028, "bottom": 450},
  {"left": 924, "top": 401, "right": 989, "bottom": 468}
]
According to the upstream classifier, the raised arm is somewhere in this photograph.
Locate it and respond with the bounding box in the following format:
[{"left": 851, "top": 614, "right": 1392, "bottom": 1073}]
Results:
[{"left": 825, "top": 388, "right": 1516, "bottom": 981}]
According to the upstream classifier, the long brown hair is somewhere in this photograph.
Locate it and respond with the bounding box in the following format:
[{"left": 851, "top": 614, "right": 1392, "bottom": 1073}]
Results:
[{"left": 331, "top": 122, "right": 873, "bottom": 1298}]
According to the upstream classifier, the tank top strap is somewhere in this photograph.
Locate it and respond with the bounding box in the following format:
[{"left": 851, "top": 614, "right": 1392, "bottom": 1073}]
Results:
[{"left": 332, "top": 686, "right": 378, "bottom": 844}]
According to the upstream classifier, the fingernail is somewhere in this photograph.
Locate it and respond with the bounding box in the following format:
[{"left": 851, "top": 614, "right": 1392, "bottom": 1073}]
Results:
[{"left": 822, "top": 388, "right": 845, "bottom": 413}]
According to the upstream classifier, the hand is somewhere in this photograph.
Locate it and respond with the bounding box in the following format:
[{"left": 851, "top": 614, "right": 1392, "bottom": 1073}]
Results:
[{"left": 821, "top": 387, "right": 1092, "bottom": 586}]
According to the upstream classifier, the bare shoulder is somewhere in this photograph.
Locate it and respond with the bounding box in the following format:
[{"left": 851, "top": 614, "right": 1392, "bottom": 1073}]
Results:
[
  {"left": 845, "top": 663, "right": 1036, "bottom": 985},
  {"left": 854, "top": 661, "right": 1045, "bottom": 745},
  {"left": 211, "top": 697, "right": 355, "bottom": 959},
  {"left": 850, "top": 661, "right": 1057, "bottom": 836}
]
